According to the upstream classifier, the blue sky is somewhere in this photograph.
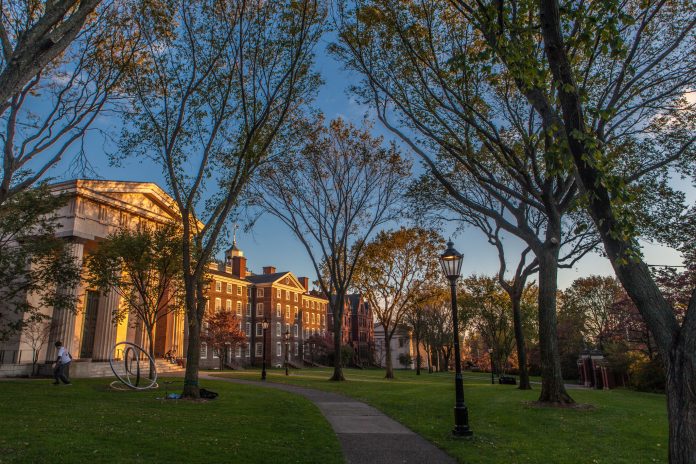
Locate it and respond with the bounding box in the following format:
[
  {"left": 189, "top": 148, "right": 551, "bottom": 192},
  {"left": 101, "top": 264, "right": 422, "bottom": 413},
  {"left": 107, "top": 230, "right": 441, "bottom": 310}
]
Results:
[{"left": 43, "top": 34, "right": 688, "bottom": 290}]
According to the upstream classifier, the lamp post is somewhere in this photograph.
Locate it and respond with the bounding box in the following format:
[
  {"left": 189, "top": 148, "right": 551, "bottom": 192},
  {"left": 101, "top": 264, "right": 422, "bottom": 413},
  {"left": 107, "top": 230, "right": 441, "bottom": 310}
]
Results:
[
  {"left": 440, "top": 241, "right": 473, "bottom": 437},
  {"left": 283, "top": 328, "right": 290, "bottom": 376},
  {"left": 261, "top": 318, "right": 269, "bottom": 381},
  {"left": 488, "top": 348, "right": 495, "bottom": 384}
]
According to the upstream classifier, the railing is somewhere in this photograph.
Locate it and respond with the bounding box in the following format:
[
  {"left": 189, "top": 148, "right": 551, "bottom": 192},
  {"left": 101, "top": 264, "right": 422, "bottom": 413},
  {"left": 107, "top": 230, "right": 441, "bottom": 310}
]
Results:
[{"left": 0, "top": 349, "right": 36, "bottom": 365}]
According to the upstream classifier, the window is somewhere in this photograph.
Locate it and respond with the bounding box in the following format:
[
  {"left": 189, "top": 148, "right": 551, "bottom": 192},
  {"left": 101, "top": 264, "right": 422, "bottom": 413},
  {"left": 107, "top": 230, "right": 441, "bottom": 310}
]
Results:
[
  {"left": 311, "top": 301, "right": 315, "bottom": 309},
  {"left": 247, "top": 303, "right": 251, "bottom": 315},
  {"left": 276, "top": 303, "right": 281, "bottom": 317},
  {"left": 227, "top": 283, "right": 232, "bottom": 293},
  {"left": 213, "top": 348, "right": 219, "bottom": 359},
  {"left": 305, "top": 312, "right": 309, "bottom": 323},
  {"left": 257, "top": 303, "right": 263, "bottom": 314},
  {"left": 246, "top": 322, "right": 251, "bottom": 335},
  {"left": 258, "top": 288, "right": 264, "bottom": 297},
  {"left": 294, "top": 306, "right": 298, "bottom": 318},
  {"left": 215, "top": 298, "right": 221, "bottom": 311},
  {"left": 276, "top": 322, "right": 281, "bottom": 336},
  {"left": 215, "top": 281, "right": 221, "bottom": 292},
  {"left": 312, "top": 313, "right": 315, "bottom": 324},
  {"left": 246, "top": 346, "right": 250, "bottom": 357},
  {"left": 226, "top": 299, "right": 232, "bottom": 311},
  {"left": 285, "top": 290, "right": 289, "bottom": 300},
  {"left": 247, "top": 288, "right": 251, "bottom": 297},
  {"left": 256, "top": 323, "right": 263, "bottom": 336},
  {"left": 235, "top": 345, "right": 241, "bottom": 357},
  {"left": 322, "top": 314, "right": 325, "bottom": 325},
  {"left": 200, "top": 343, "right": 208, "bottom": 358},
  {"left": 294, "top": 342, "right": 298, "bottom": 356},
  {"left": 294, "top": 292, "right": 298, "bottom": 302},
  {"left": 277, "top": 288, "right": 281, "bottom": 298},
  {"left": 285, "top": 305, "right": 290, "bottom": 319},
  {"left": 256, "top": 342, "right": 263, "bottom": 356},
  {"left": 399, "top": 338, "right": 405, "bottom": 348},
  {"left": 237, "top": 285, "right": 242, "bottom": 296},
  {"left": 276, "top": 342, "right": 282, "bottom": 357},
  {"left": 236, "top": 301, "right": 242, "bottom": 316},
  {"left": 294, "top": 324, "right": 298, "bottom": 337}
]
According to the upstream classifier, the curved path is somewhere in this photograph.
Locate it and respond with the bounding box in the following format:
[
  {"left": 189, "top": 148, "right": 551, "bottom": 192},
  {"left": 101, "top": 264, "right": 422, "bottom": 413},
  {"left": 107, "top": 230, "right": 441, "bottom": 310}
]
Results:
[{"left": 201, "top": 373, "right": 456, "bottom": 464}]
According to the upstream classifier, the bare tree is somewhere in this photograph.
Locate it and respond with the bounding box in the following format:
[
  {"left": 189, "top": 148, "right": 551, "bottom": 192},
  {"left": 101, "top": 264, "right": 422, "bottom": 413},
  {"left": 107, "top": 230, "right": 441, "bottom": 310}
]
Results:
[
  {"left": 351, "top": 227, "right": 442, "bottom": 378},
  {"left": 333, "top": 0, "right": 588, "bottom": 403},
  {"left": 121, "top": 0, "right": 324, "bottom": 398},
  {"left": 0, "top": 0, "right": 101, "bottom": 112},
  {"left": 0, "top": 1, "right": 140, "bottom": 203},
  {"left": 409, "top": 171, "right": 597, "bottom": 390},
  {"left": 253, "top": 117, "right": 409, "bottom": 381},
  {"left": 22, "top": 318, "right": 51, "bottom": 376}
]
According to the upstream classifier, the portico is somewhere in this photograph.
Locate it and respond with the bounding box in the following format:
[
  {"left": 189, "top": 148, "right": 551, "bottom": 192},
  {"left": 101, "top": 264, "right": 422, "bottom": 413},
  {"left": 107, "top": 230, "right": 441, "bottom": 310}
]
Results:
[{"left": 2, "top": 180, "right": 185, "bottom": 366}]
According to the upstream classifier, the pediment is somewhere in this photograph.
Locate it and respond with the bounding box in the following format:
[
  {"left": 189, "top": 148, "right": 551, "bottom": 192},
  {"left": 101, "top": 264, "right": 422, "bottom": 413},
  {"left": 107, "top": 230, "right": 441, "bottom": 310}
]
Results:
[{"left": 52, "top": 179, "right": 180, "bottom": 224}]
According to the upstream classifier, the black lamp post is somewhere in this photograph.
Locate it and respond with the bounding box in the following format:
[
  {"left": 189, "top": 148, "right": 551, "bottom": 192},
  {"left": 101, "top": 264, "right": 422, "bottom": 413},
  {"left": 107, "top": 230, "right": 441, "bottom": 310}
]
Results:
[
  {"left": 440, "top": 241, "right": 473, "bottom": 437},
  {"left": 261, "top": 318, "right": 269, "bottom": 381},
  {"left": 488, "top": 348, "right": 495, "bottom": 384},
  {"left": 283, "top": 328, "right": 291, "bottom": 376}
]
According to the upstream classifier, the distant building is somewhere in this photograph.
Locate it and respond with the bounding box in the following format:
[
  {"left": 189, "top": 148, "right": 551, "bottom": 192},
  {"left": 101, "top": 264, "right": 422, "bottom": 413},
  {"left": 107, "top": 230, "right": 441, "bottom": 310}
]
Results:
[
  {"left": 327, "top": 294, "right": 375, "bottom": 366},
  {"left": 374, "top": 323, "right": 415, "bottom": 369}
]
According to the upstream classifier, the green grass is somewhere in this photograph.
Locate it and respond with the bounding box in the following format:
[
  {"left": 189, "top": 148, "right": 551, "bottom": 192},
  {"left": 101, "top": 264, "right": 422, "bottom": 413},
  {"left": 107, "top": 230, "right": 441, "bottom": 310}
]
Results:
[
  {"left": 214, "top": 368, "right": 668, "bottom": 464},
  {"left": 0, "top": 378, "right": 342, "bottom": 464}
]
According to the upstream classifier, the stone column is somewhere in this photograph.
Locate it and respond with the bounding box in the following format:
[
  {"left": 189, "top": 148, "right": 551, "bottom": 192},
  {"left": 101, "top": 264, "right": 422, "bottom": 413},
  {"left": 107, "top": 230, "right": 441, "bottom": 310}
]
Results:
[
  {"left": 47, "top": 241, "right": 85, "bottom": 361},
  {"left": 92, "top": 289, "right": 120, "bottom": 361}
]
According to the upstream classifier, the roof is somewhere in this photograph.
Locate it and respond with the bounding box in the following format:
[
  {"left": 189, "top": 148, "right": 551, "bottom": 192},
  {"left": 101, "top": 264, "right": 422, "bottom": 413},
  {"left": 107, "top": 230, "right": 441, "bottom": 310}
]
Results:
[{"left": 245, "top": 272, "right": 291, "bottom": 285}]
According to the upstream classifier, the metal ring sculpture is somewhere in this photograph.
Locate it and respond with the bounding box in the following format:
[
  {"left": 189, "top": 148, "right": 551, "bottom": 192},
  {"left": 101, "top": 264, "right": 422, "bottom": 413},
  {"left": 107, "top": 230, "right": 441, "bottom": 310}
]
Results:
[{"left": 109, "top": 342, "right": 158, "bottom": 390}]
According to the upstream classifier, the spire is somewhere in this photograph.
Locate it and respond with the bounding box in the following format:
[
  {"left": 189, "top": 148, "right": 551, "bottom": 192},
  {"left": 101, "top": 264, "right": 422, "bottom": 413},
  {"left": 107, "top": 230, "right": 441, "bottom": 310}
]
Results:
[{"left": 225, "top": 224, "right": 243, "bottom": 262}]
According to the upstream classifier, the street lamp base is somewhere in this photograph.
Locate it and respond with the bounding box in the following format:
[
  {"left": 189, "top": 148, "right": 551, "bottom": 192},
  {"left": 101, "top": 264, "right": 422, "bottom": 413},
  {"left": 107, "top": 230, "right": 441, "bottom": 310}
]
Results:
[
  {"left": 452, "top": 425, "right": 473, "bottom": 437},
  {"left": 452, "top": 406, "right": 473, "bottom": 437}
]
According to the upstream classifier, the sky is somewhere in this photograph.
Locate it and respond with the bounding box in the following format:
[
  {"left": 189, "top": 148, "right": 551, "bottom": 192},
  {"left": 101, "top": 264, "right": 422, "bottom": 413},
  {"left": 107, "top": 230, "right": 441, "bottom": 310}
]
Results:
[{"left": 43, "top": 33, "right": 689, "bottom": 290}]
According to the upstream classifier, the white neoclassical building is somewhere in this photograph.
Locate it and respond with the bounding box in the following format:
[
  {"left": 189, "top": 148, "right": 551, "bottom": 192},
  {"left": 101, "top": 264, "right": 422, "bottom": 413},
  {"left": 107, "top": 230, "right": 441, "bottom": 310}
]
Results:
[{"left": 1, "top": 179, "right": 186, "bottom": 374}]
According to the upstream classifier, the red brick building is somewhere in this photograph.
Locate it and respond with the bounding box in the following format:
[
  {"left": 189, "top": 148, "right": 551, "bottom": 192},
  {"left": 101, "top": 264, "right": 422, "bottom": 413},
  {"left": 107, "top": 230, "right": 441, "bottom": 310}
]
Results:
[
  {"left": 199, "top": 241, "right": 329, "bottom": 369},
  {"left": 327, "top": 294, "right": 375, "bottom": 366}
]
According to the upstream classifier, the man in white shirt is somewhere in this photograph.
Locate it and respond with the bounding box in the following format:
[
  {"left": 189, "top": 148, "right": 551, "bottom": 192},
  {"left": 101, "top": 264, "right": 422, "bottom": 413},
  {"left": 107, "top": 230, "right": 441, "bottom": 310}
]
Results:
[{"left": 52, "top": 341, "right": 72, "bottom": 385}]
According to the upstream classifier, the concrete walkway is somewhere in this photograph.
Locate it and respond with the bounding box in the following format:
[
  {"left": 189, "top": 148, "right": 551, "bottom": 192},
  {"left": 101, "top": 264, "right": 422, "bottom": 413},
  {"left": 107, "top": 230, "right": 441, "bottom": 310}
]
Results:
[{"left": 201, "top": 374, "right": 456, "bottom": 464}]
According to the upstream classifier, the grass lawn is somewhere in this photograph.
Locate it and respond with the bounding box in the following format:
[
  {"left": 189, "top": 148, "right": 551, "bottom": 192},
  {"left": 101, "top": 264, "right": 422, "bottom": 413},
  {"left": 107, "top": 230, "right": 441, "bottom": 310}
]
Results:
[
  {"left": 0, "top": 377, "right": 342, "bottom": 464},
  {"left": 214, "top": 368, "right": 668, "bottom": 464}
]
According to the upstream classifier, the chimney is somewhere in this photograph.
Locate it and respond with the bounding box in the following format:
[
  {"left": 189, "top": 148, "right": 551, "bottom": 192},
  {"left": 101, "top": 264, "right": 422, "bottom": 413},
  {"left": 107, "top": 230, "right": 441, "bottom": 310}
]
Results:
[
  {"left": 263, "top": 266, "right": 276, "bottom": 275},
  {"left": 298, "top": 277, "right": 310, "bottom": 292},
  {"left": 232, "top": 256, "right": 247, "bottom": 279}
]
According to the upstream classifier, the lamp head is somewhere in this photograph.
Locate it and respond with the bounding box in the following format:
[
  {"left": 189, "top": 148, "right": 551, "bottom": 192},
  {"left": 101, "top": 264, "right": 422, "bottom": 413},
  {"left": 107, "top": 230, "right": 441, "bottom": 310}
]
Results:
[{"left": 440, "top": 241, "right": 463, "bottom": 280}]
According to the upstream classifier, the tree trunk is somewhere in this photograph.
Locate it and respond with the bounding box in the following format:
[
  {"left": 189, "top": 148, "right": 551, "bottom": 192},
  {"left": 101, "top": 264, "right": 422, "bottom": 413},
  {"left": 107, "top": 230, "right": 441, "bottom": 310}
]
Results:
[
  {"left": 182, "top": 274, "right": 204, "bottom": 398},
  {"left": 382, "top": 324, "right": 394, "bottom": 379},
  {"left": 665, "top": 336, "right": 696, "bottom": 463},
  {"left": 415, "top": 333, "right": 421, "bottom": 375},
  {"left": 537, "top": 250, "right": 573, "bottom": 403},
  {"left": 511, "top": 295, "right": 531, "bottom": 390},
  {"left": 182, "top": 315, "right": 201, "bottom": 398},
  {"left": 330, "top": 300, "right": 345, "bottom": 381},
  {"left": 146, "top": 326, "right": 156, "bottom": 380},
  {"left": 442, "top": 347, "right": 451, "bottom": 372}
]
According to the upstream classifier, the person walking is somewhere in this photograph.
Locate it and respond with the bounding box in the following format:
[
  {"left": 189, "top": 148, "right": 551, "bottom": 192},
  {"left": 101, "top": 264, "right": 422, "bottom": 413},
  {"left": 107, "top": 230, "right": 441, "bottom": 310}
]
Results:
[{"left": 52, "top": 341, "right": 72, "bottom": 385}]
